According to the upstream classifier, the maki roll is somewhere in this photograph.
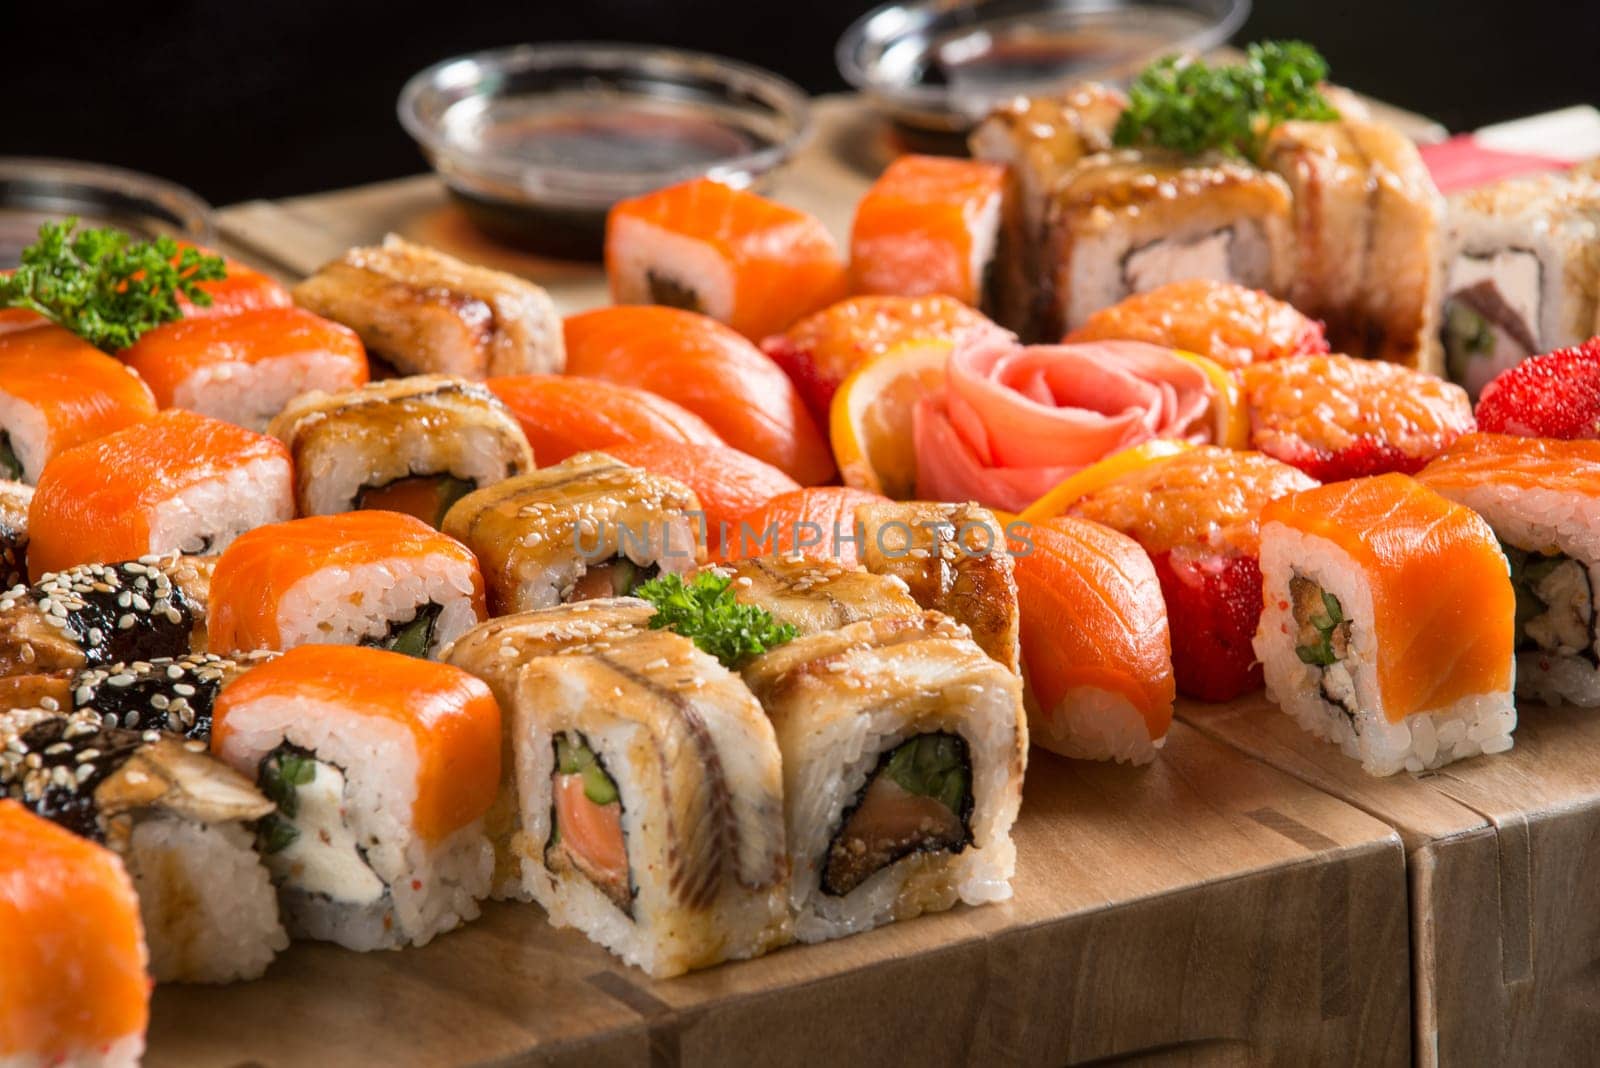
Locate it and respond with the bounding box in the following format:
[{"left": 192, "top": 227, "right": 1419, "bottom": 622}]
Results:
[
  {"left": 269, "top": 374, "right": 534, "bottom": 526},
  {"left": 0, "top": 801, "right": 149, "bottom": 1067},
  {"left": 0, "top": 554, "right": 214, "bottom": 677},
  {"left": 1419, "top": 433, "right": 1600, "bottom": 706},
  {"left": 1, "top": 707, "right": 287, "bottom": 983},
  {"left": 849, "top": 155, "right": 1008, "bottom": 311},
  {"left": 442, "top": 452, "right": 702, "bottom": 615},
  {"left": 742, "top": 613, "right": 1025, "bottom": 943},
  {"left": 969, "top": 84, "right": 1126, "bottom": 338},
  {"left": 1439, "top": 172, "right": 1600, "bottom": 397},
  {"left": 1040, "top": 153, "right": 1293, "bottom": 338},
  {"left": 1242, "top": 353, "right": 1475, "bottom": 481},
  {"left": 856, "top": 500, "right": 1021, "bottom": 671},
  {"left": 27, "top": 409, "right": 293, "bottom": 578},
  {"left": 441, "top": 599, "right": 654, "bottom": 899},
  {"left": 291, "top": 235, "right": 565, "bottom": 378},
  {"left": 0, "top": 325, "right": 157, "bottom": 484},
  {"left": 1261, "top": 117, "right": 1444, "bottom": 371},
  {"left": 1253, "top": 473, "right": 1516, "bottom": 775},
  {"left": 208, "top": 511, "right": 486, "bottom": 658},
  {"left": 707, "top": 555, "right": 919, "bottom": 637},
  {"left": 605, "top": 177, "right": 848, "bottom": 341},
  {"left": 70, "top": 651, "right": 279, "bottom": 740},
  {"left": 1011, "top": 516, "right": 1175, "bottom": 765},
  {"left": 120, "top": 306, "right": 368, "bottom": 432},
  {"left": 511, "top": 628, "right": 790, "bottom": 976},
  {"left": 211, "top": 645, "right": 500, "bottom": 950},
  {"left": 0, "top": 479, "right": 30, "bottom": 588}
]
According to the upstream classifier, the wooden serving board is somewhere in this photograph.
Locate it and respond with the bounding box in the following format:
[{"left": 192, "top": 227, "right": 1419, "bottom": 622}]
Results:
[
  {"left": 150, "top": 727, "right": 1409, "bottom": 1066},
  {"left": 1181, "top": 698, "right": 1600, "bottom": 1066}
]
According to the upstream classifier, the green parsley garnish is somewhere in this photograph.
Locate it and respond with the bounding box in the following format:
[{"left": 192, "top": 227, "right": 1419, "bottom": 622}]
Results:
[
  {"left": 1113, "top": 40, "right": 1340, "bottom": 162},
  {"left": 0, "top": 217, "right": 227, "bottom": 351},
  {"left": 635, "top": 571, "right": 797, "bottom": 669}
]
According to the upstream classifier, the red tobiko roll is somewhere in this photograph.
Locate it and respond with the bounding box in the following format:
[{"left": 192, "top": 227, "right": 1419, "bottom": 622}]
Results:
[
  {"left": 1475, "top": 338, "right": 1600, "bottom": 439},
  {"left": 1150, "top": 548, "right": 1266, "bottom": 703}
]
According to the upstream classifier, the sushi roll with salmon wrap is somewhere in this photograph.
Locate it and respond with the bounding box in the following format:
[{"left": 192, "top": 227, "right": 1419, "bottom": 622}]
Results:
[
  {"left": 855, "top": 501, "right": 1020, "bottom": 671},
  {"left": 0, "top": 480, "right": 30, "bottom": 588},
  {"left": 27, "top": 409, "right": 293, "bottom": 578},
  {"left": 440, "top": 599, "right": 654, "bottom": 899},
  {"left": 120, "top": 307, "right": 368, "bottom": 432},
  {"left": 0, "top": 325, "right": 157, "bottom": 484},
  {"left": 1418, "top": 433, "right": 1600, "bottom": 707},
  {"left": 0, "top": 553, "right": 214, "bottom": 678},
  {"left": 442, "top": 452, "right": 702, "bottom": 615},
  {"left": 269, "top": 374, "right": 534, "bottom": 526},
  {"left": 742, "top": 612, "right": 1025, "bottom": 943},
  {"left": 510, "top": 628, "right": 792, "bottom": 976},
  {"left": 211, "top": 645, "right": 500, "bottom": 950},
  {"left": 1064, "top": 279, "right": 1330, "bottom": 371},
  {"left": 849, "top": 156, "right": 1008, "bottom": 311},
  {"left": 291, "top": 235, "right": 565, "bottom": 379},
  {"left": 1010, "top": 516, "right": 1174, "bottom": 764},
  {"left": 1025, "top": 444, "right": 1317, "bottom": 701},
  {"left": 1, "top": 707, "right": 287, "bottom": 983},
  {"left": 0, "top": 801, "right": 149, "bottom": 1067},
  {"left": 704, "top": 555, "right": 920, "bottom": 637},
  {"left": 565, "top": 305, "right": 837, "bottom": 485},
  {"left": 1242, "top": 353, "right": 1475, "bottom": 482},
  {"left": 1253, "top": 473, "right": 1517, "bottom": 775},
  {"left": 208, "top": 511, "right": 486, "bottom": 658},
  {"left": 486, "top": 374, "right": 722, "bottom": 467},
  {"left": 606, "top": 176, "right": 849, "bottom": 341},
  {"left": 760, "top": 294, "right": 996, "bottom": 426}
]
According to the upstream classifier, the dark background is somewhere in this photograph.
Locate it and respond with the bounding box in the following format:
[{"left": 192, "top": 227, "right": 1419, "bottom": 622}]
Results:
[{"left": 5, "top": 2, "right": 1598, "bottom": 206}]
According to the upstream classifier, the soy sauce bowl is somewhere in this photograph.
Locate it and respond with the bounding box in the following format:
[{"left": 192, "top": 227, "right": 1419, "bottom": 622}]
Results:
[
  {"left": 0, "top": 158, "right": 212, "bottom": 268},
  {"left": 399, "top": 43, "right": 812, "bottom": 261},
  {"left": 838, "top": 0, "right": 1250, "bottom": 154}
]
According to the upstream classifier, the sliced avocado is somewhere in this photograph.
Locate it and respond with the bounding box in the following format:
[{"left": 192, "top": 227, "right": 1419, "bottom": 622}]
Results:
[
  {"left": 367, "top": 603, "right": 443, "bottom": 658},
  {"left": 555, "top": 732, "right": 619, "bottom": 805},
  {"left": 433, "top": 475, "right": 477, "bottom": 527},
  {"left": 883, "top": 733, "right": 970, "bottom": 816}
]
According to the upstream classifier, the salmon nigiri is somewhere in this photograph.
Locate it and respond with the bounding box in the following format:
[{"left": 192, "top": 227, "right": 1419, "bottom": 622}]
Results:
[
  {"left": 0, "top": 325, "right": 157, "bottom": 483},
  {"left": 1254, "top": 473, "right": 1516, "bottom": 775},
  {"left": 176, "top": 245, "right": 292, "bottom": 320},
  {"left": 849, "top": 155, "right": 1007, "bottom": 310},
  {"left": 606, "top": 177, "right": 849, "bottom": 340},
  {"left": 486, "top": 374, "right": 722, "bottom": 466},
  {"left": 0, "top": 800, "right": 149, "bottom": 1067},
  {"left": 603, "top": 440, "right": 799, "bottom": 555},
  {"left": 723, "top": 486, "right": 884, "bottom": 567},
  {"left": 1010, "top": 516, "right": 1174, "bottom": 764},
  {"left": 565, "top": 306, "right": 836, "bottom": 484},
  {"left": 28, "top": 409, "right": 293, "bottom": 578},
  {"left": 121, "top": 306, "right": 368, "bottom": 432}
]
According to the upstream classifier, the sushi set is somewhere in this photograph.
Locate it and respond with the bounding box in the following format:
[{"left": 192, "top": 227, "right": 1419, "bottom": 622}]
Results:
[{"left": 4, "top": 38, "right": 1600, "bottom": 1068}]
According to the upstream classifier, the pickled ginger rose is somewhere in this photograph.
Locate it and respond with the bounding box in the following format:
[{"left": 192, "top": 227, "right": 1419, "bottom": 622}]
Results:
[{"left": 914, "top": 335, "right": 1217, "bottom": 512}]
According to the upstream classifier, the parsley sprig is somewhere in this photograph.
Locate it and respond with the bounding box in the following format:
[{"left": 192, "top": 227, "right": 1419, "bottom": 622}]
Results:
[
  {"left": 635, "top": 572, "right": 797, "bottom": 669},
  {"left": 1113, "top": 40, "right": 1340, "bottom": 161},
  {"left": 0, "top": 217, "right": 227, "bottom": 351}
]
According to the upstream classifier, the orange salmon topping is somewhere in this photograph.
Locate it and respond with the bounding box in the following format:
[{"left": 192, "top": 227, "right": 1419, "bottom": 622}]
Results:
[
  {"left": 0, "top": 801, "right": 149, "bottom": 1058},
  {"left": 553, "top": 773, "right": 628, "bottom": 888},
  {"left": 212, "top": 646, "right": 501, "bottom": 842},
  {"left": 1261, "top": 473, "right": 1514, "bottom": 721}
]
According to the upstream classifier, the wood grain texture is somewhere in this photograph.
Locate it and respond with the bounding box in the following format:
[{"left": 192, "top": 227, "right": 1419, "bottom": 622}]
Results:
[
  {"left": 1182, "top": 697, "right": 1600, "bottom": 1066},
  {"left": 148, "top": 725, "right": 1409, "bottom": 1067}
]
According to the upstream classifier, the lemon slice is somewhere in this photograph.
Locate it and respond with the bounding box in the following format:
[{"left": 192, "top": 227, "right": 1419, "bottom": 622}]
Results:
[
  {"left": 1017, "top": 439, "right": 1195, "bottom": 524},
  {"left": 830, "top": 338, "right": 954, "bottom": 498}
]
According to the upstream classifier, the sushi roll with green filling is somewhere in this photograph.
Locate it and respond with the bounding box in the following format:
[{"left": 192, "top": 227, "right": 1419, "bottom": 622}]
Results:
[
  {"left": 442, "top": 452, "right": 703, "bottom": 615},
  {"left": 742, "top": 612, "right": 1026, "bottom": 942},
  {"left": 269, "top": 374, "right": 534, "bottom": 527},
  {"left": 0, "top": 706, "right": 286, "bottom": 983},
  {"left": 210, "top": 645, "right": 500, "bottom": 951},
  {"left": 511, "top": 628, "right": 791, "bottom": 976}
]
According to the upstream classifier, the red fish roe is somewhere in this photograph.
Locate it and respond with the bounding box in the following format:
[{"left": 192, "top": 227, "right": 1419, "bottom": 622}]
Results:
[
  {"left": 1475, "top": 338, "right": 1600, "bottom": 439},
  {"left": 1151, "top": 548, "right": 1264, "bottom": 703}
]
